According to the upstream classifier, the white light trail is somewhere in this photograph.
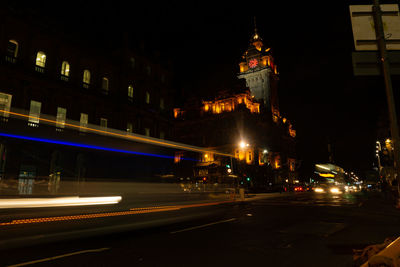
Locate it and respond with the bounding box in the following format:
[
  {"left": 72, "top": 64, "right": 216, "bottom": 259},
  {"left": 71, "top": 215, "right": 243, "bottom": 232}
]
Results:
[{"left": 0, "top": 196, "right": 122, "bottom": 209}]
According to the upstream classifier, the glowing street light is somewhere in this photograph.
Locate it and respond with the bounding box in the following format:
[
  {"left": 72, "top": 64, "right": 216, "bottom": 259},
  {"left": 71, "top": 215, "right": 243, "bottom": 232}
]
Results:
[{"left": 239, "top": 140, "right": 249, "bottom": 148}]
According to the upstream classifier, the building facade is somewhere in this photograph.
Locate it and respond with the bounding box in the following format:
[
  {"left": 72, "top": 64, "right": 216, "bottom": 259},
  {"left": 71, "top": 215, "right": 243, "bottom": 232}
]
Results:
[
  {"left": 0, "top": 7, "right": 175, "bottom": 192},
  {"left": 237, "top": 26, "right": 280, "bottom": 118},
  {"left": 173, "top": 27, "right": 298, "bottom": 191}
]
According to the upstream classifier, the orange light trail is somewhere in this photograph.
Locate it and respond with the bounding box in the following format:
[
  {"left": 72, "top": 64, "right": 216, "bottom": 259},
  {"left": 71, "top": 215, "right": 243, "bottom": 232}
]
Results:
[
  {"left": 0, "top": 109, "right": 233, "bottom": 157},
  {"left": 0, "top": 200, "right": 235, "bottom": 226}
]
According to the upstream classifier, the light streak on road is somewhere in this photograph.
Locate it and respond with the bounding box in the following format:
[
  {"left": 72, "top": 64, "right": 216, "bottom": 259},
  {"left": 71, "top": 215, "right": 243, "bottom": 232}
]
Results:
[
  {"left": 0, "top": 200, "right": 235, "bottom": 226},
  {"left": 0, "top": 207, "right": 181, "bottom": 226},
  {"left": 0, "top": 196, "right": 122, "bottom": 209}
]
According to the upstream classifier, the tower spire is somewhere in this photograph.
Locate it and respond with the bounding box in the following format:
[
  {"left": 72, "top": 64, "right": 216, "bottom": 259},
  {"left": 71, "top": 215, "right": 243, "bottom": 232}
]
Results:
[{"left": 252, "top": 16, "right": 260, "bottom": 41}]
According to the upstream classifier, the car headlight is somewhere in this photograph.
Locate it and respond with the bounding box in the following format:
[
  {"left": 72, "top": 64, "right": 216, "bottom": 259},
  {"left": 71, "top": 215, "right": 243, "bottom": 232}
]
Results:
[
  {"left": 314, "top": 188, "right": 324, "bottom": 193},
  {"left": 330, "top": 187, "right": 341, "bottom": 194}
]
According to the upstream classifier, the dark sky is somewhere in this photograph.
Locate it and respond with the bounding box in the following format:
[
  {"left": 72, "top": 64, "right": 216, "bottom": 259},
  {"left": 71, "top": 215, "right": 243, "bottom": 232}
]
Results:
[{"left": 8, "top": 1, "right": 399, "bottom": 178}]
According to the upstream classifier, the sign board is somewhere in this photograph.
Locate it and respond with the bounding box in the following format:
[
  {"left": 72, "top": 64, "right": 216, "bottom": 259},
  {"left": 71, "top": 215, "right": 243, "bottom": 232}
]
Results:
[
  {"left": 352, "top": 51, "right": 400, "bottom": 76},
  {"left": 349, "top": 4, "right": 400, "bottom": 51}
]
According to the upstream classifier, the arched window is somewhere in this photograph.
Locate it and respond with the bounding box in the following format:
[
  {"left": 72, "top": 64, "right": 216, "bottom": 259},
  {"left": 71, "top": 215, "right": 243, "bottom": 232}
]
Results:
[
  {"left": 101, "top": 77, "right": 109, "bottom": 94},
  {"left": 83, "top": 70, "right": 90, "bottom": 88},
  {"left": 128, "top": 85, "right": 133, "bottom": 99},
  {"left": 35, "top": 51, "right": 46, "bottom": 67},
  {"left": 61, "top": 61, "right": 70, "bottom": 77},
  {"left": 6, "top": 40, "right": 18, "bottom": 62}
]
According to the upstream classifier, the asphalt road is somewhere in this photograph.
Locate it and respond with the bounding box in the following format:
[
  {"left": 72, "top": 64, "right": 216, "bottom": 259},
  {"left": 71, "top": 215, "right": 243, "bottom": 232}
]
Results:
[{"left": 1, "top": 191, "right": 400, "bottom": 267}]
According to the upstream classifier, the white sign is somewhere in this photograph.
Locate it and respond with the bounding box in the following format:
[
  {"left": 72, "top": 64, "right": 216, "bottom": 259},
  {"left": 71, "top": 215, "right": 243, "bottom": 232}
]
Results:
[{"left": 349, "top": 4, "right": 400, "bottom": 51}]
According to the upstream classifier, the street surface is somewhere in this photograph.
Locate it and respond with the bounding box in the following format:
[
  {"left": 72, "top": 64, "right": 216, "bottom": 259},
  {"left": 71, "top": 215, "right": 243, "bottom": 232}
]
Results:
[{"left": 1, "top": 191, "right": 399, "bottom": 267}]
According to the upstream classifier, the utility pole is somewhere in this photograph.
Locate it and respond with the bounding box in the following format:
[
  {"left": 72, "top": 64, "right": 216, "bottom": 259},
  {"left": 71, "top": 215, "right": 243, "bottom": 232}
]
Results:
[{"left": 372, "top": 0, "right": 400, "bottom": 199}]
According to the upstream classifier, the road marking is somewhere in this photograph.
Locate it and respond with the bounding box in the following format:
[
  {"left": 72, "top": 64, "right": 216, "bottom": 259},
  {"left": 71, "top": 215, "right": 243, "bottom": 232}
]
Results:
[
  {"left": 7, "top": 247, "right": 110, "bottom": 267},
  {"left": 170, "top": 218, "right": 237, "bottom": 234}
]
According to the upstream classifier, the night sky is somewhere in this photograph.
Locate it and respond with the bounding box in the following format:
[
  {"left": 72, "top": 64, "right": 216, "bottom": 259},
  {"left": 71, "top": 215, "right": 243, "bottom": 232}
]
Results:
[{"left": 7, "top": 1, "right": 400, "bottom": 178}]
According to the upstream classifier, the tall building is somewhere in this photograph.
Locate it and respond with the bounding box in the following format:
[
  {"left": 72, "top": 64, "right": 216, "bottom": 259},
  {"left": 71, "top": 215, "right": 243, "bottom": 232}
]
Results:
[
  {"left": 173, "top": 25, "right": 298, "bottom": 190},
  {"left": 237, "top": 24, "right": 280, "bottom": 119},
  {"left": 0, "top": 7, "right": 175, "bottom": 192}
]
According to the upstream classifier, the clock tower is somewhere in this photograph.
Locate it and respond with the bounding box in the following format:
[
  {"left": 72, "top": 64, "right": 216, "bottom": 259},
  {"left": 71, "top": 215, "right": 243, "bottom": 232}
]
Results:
[{"left": 238, "top": 24, "right": 279, "bottom": 117}]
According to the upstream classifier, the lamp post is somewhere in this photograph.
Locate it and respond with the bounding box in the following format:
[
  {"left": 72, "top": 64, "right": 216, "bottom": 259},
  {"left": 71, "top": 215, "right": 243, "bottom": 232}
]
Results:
[{"left": 373, "top": 0, "right": 400, "bottom": 201}]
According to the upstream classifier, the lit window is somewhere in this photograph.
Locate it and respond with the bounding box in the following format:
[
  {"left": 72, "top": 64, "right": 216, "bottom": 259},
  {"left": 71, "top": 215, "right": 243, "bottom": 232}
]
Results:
[
  {"left": 61, "top": 61, "right": 70, "bottom": 77},
  {"left": 6, "top": 40, "right": 18, "bottom": 63},
  {"left": 80, "top": 113, "right": 88, "bottom": 132},
  {"left": 144, "top": 128, "right": 150, "bottom": 136},
  {"left": 159, "top": 131, "right": 165, "bottom": 139},
  {"left": 0, "top": 93, "right": 12, "bottom": 118},
  {"left": 83, "top": 70, "right": 91, "bottom": 87},
  {"left": 128, "top": 85, "right": 134, "bottom": 99},
  {"left": 102, "top": 77, "right": 109, "bottom": 93},
  {"left": 56, "top": 107, "right": 67, "bottom": 129},
  {"left": 160, "top": 98, "right": 164, "bottom": 110},
  {"left": 100, "top": 118, "right": 107, "bottom": 128},
  {"left": 127, "top": 122, "right": 133, "bottom": 133},
  {"left": 28, "top": 100, "right": 41, "bottom": 126},
  {"left": 145, "top": 91, "right": 150, "bottom": 104},
  {"left": 246, "top": 149, "right": 254, "bottom": 164},
  {"left": 35, "top": 51, "right": 46, "bottom": 67}
]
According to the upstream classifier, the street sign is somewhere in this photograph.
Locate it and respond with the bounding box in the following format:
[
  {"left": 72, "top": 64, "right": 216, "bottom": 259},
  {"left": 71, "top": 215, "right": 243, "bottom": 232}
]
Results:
[
  {"left": 349, "top": 4, "right": 400, "bottom": 51},
  {"left": 352, "top": 51, "right": 400, "bottom": 76}
]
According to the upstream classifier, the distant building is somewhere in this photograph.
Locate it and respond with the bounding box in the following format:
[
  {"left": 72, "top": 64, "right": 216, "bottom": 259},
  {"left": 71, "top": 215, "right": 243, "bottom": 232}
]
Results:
[{"left": 173, "top": 26, "right": 298, "bottom": 190}]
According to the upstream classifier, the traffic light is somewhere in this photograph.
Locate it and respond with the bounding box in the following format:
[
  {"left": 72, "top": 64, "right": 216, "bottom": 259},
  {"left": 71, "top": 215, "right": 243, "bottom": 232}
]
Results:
[
  {"left": 226, "top": 164, "right": 232, "bottom": 174},
  {"left": 202, "top": 177, "right": 207, "bottom": 183},
  {"left": 246, "top": 177, "right": 251, "bottom": 182}
]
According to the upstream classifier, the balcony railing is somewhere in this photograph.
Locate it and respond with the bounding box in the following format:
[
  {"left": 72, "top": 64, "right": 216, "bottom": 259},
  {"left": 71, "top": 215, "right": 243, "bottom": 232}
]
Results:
[
  {"left": 34, "top": 65, "right": 45, "bottom": 73},
  {"left": 60, "top": 75, "right": 69, "bottom": 82},
  {"left": 5, "top": 55, "right": 16, "bottom": 64}
]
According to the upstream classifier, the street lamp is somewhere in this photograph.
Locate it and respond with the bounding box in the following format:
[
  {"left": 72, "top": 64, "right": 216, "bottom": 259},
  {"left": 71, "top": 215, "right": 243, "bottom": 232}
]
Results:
[
  {"left": 239, "top": 140, "right": 249, "bottom": 149},
  {"left": 239, "top": 141, "right": 246, "bottom": 149}
]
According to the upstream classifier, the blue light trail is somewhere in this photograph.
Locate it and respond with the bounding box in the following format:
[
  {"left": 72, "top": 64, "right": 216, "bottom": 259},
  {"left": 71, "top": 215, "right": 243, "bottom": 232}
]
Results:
[{"left": 0, "top": 132, "right": 197, "bottom": 161}]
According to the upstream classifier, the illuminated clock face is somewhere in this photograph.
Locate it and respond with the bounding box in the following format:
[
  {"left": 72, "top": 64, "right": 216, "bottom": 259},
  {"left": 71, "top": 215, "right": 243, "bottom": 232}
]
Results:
[{"left": 249, "top": 58, "right": 258, "bottom": 68}]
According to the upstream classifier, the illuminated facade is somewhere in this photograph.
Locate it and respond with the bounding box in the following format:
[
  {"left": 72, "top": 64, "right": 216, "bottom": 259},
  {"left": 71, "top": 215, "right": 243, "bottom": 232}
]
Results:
[
  {"left": 173, "top": 87, "right": 298, "bottom": 188},
  {"left": 202, "top": 91, "right": 260, "bottom": 115},
  {"left": 172, "top": 19, "right": 301, "bottom": 190},
  {"left": 172, "top": 23, "right": 298, "bottom": 190}
]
